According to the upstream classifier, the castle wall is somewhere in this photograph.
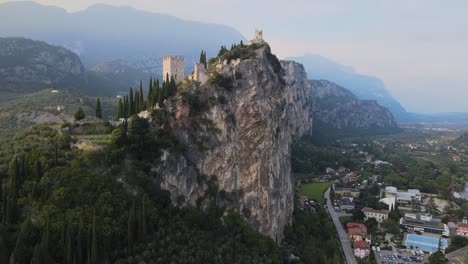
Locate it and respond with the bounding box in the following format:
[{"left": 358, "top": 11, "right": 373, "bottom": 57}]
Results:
[{"left": 193, "top": 63, "right": 209, "bottom": 84}]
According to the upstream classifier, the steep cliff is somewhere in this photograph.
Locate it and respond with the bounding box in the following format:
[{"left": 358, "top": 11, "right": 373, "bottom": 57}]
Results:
[
  {"left": 0, "top": 37, "right": 86, "bottom": 96},
  {"left": 309, "top": 80, "right": 399, "bottom": 135},
  {"left": 152, "top": 45, "right": 313, "bottom": 240}
]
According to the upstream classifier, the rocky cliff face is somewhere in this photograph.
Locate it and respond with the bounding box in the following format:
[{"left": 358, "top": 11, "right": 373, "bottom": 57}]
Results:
[
  {"left": 153, "top": 46, "right": 313, "bottom": 240},
  {"left": 309, "top": 80, "right": 399, "bottom": 134},
  {"left": 0, "top": 37, "right": 87, "bottom": 94}
]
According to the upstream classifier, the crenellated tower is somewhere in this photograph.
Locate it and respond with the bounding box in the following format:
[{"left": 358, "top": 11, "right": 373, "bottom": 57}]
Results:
[{"left": 162, "top": 56, "right": 185, "bottom": 84}]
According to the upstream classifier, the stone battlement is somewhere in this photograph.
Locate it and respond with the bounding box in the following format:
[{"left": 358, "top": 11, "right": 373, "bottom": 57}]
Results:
[{"left": 163, "top": 55, "right": 184, "bottom": 62}]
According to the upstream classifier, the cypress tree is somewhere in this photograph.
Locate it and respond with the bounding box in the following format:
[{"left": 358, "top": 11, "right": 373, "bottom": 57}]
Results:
[
  {"left": 54, "top": 141, "right": 58, "bottom": 166},
  {"left": 129, "top": 88, "right": 134, "bottom": 115},
  {"left": 124, "top": 96, "right": 129, "bottom": 118},
  {"left": 8, "top": 157, "right": 19, "bottom": 198},
  {"left": 139, "top": 197, "right": 147, "bottom": 242},
  {"left": 66, "top": 220, "right": 73, "bottom": 264},
  {"left": 31, "top": 243, "right": 42, "bottom": 264},
  {"left": 135, "top": 91, "right": 140, "bottom": 114},
  {"left": 139, "top": 81, "right": 144, "bottom": 111},
  {"left": 127, "top": 201, "right": 136, "bottom": 254},
  {"left": 154, "top": 79, "right": 160, "bottom": 106},
  {"left": 42, "top": 215, "right": 50, "bottom": 250},
  {"left": 117, "top": 99, "right": 123, "bottom": 119},
  {"left": 164, "top": 73, "right": 170, "bottom": 98},
  {"left": 147, "top": 77, "right": 153, "bottom": 108},
  {"left": 77, "top": 218, "right": 83, "bottom": 264},
  {"left": 90, "top": 212, "right": 97, "bottom": 264},
  {"left": 34, "top": 157, "right": 41, "bottom": 179},
  {"left": 95, "top": 98, "right": 102, "bottom": 118},
  {"left": 14, "top": 218, "right": 33, "bottom": 263},
  {"left": 170, "top": 76, "right": 176, "bottom": 96},
  {"left": 199, "top": 50, "right": 204, "bottom": 64}
]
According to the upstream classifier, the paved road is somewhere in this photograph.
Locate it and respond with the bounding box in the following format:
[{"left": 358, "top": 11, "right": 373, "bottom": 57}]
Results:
[{"left": 324, "top": 187, "right": 358, "bottom": 264}]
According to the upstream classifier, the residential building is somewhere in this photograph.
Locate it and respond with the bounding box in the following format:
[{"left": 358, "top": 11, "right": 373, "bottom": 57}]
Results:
[
  {"left": 342, "top": 172, "right": 361, "bottom": 184},
  {"left": 325, "top": 167, "right": 336, "bottom": 175},
  {"left": 340, "top": 197, "right": 355, "bottom": 212},
  {"left": 347, "top": 222, "right": 370, "bottom": 242},
  {"left": 353, "top": 240, "right": 370, "bottom": 259},
  {"left": 407, "top": 189, "right": 422, "bottom": 202},
  {"left": 338, "top": 166, "right": 347, "bottom": 173},
  {"left": 334, "top": 187, "right": 360, "bottom": 198},
  {"left": 384, "top": 186, "right": 398, "bottom": 197},
  {"left": 456, "top": 218, "right": 468, "bottom": 237},
  {"left": 362, "top": 207, "right": 389, "bottom": 223}
]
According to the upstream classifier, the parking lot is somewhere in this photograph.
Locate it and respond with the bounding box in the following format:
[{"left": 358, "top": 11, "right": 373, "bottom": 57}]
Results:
[{"left": 375, "top": 249, "right": 427, "bottom": 264}]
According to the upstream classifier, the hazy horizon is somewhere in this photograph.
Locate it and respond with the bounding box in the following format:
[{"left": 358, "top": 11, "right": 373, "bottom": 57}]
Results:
[{"left": 1, "top": 0, "right": 467, "bottom": 114}]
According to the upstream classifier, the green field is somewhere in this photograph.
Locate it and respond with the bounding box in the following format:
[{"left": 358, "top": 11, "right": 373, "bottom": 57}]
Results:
[{"left": 298, "top": 182, "right": 334, "bottom": 203}]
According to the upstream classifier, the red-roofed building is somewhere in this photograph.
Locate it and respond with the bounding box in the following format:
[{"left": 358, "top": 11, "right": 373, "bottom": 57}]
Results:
[
  {"left": 353, "top": 240, "right": 370, "bottom": 258},
  {"left": 456, "top": 218, "right": 468, "bottom": 237},
  {"left": 347, "top": 222, "right": 370, "bottom": 242},
  {"left": 342, "top": 172, "right": 361, "bottom": 184}
]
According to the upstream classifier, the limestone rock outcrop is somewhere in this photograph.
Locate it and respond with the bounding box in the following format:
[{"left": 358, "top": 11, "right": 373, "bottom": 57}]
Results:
[{"left": 154, "top": 46, "right": 312, "bottom": 240}]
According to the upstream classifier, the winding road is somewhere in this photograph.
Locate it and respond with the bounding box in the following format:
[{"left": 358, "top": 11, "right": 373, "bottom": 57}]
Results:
[{"left": 324, "top": 187, "right": 358, "bottom": 264}]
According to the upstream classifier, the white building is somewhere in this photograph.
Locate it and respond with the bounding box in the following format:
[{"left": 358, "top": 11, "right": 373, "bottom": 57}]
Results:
[{"left": 362, "top": 207, "right": 389, "bottom": 223}]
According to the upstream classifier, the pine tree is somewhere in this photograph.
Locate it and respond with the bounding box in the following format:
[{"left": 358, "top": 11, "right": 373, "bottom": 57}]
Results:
[{"left": 95, "top": 98, "right": 102, "bottom": 118}]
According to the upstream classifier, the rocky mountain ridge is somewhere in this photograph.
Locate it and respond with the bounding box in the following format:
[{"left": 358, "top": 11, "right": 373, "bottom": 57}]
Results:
[
  {"left": 0, "top": 37, "right": 87, "bottom": 97},
  {"left": 309, "top": 80, "right": 399, "bottom": 135}
]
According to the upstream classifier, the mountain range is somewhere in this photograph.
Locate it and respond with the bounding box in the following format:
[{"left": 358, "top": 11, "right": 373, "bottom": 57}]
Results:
[{"left": 0, "top": 1, "right": 245, "bottom": 68}]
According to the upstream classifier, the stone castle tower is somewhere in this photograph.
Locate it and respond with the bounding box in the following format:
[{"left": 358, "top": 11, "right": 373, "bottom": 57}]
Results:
[
  {"left": 163, "top": 56, "right": 184, "bottom": 83},
  {"left": 248, "top": 29, "right": 264, "bottom": 45}
]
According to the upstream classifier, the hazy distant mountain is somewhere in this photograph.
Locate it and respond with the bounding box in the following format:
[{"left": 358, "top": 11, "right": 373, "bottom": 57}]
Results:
[
  {"left": 0, "top": 37, "right": 86, "bottom": 99},
  {"left": 0, "top": 1, "right": 245, "bottom": 69},
  {"left": 288, "top": 54, "right": 409, "bottom": 121}
]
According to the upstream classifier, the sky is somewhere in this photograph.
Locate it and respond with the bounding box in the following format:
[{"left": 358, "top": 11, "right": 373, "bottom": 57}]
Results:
[{"left": 2, "top": 0, "right": 468, "bottom": 113}]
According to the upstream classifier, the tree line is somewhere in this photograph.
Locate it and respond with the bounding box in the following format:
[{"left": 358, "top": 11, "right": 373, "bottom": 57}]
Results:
[{"left": 116, "top": 76, "right": 177, "bottom": 119}]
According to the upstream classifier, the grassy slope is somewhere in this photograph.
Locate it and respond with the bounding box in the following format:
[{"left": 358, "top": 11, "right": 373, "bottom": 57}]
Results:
[
  {"left": 298, "top": 182, "right": 334, "bottom": 203},
  {"left": 0, "top": 89, "right": 118, "bottom": 138}
]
